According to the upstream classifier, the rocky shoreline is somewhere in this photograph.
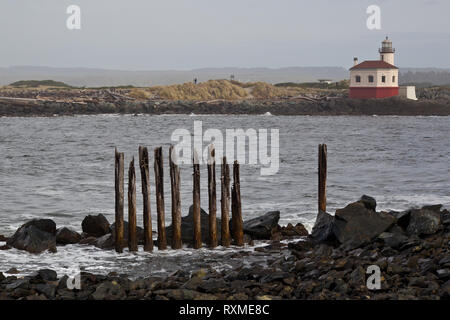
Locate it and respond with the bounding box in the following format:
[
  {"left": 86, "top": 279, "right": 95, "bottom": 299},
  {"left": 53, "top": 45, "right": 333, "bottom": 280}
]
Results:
[
  {"left": 0, "top": 196, "right": 449, "bottom": 300},
  {"left": 1, "top": 97, "right": 450, "bottom": 117}
]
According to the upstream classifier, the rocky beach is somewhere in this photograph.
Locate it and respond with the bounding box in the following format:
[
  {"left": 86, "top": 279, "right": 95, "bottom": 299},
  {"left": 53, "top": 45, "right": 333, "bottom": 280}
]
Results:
[{"left": 1, "top": 196, "right": 449, "bottom": 300}]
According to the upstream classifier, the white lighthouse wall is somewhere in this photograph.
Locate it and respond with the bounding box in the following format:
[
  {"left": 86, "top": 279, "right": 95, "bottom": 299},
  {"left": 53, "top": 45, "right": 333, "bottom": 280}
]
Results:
[
  {"left": 380, "top": 52, "right": 395, "bottom": 65},
  {"left": 350, "top": 69, "right": 399, "bottom": 87}
]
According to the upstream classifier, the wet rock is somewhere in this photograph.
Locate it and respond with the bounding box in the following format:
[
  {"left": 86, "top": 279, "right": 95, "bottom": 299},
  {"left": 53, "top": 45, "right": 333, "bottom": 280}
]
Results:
[
  {"left": 241, "top": 211, "right": 280, "bottom": 240},
  {"left": 406, "top": 209, "right": 441, "bottom": 236},
  {"left": 6, "top": 219, "right": 57, "bottom": 254},
  {"left": 6, "top": 279, "right": 30, "bottom": 291},
  {"left": 0, "top": 234, "right": 8, "bottom": 242},
  {"left": 92, "top": 281, "right": 126, "bottom": 300},
  {"left": 33, "top": 269, "right": 58, "bottom": 282},
  {"left": 95, "top": 233, "right": 114, "bottom": 250},
  {"left": 35, "top": 283, "right": 57, "bottom": 298},
  {"left": 309, "top": 211, "right": 337, "bottom": 244},
  {"left": 79, "top": 236, "right": 97, "bottom": 246},
  {"left": 0, "top": 272, "right": 4, "bottom": 282},
  {"left": 388, "top": 210, "right": 411, "bottom": 229},
  {"left": 359, "top": 195, "right": 377, "bottom": 211},
  {"left": 81, "top": 214, "right": 110, "bottom": 237},
  {"left": 110, "top": 221, "right": 144, "bottom": 244},
  {"left": 0, "top": 244, "right": 11, "bottom": 250},
  {"left": 166, "top": 206, "right": 222, "bottom": 244},
  {"left": 280, "top": 223, "right": 309, "bottom": 238},
  {"left": 334, "top": 202, "right": 395, "bottom": 249},
  {"left": 56, "top": 227, "right": 81, "bottom": 245},
  {"left": 421, "top": 204, "right": 443, "bottom": 213},
  {"left": 6, "top": 267, "right": 19, "bottom": 274}
]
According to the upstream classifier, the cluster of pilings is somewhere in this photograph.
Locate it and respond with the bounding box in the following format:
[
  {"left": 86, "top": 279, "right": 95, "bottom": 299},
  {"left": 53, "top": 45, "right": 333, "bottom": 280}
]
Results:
[{"left": 113, "top": 145, "right": 244, "bottom": 253}]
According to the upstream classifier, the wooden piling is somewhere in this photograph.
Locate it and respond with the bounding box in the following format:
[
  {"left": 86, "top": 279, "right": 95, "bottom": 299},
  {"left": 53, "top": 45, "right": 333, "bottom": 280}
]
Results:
[
  {"left": 169, "top": 145, "right": 182, "bottom": 249},
  {"left": 231, "top": 160, "right": 244, "bottom": 246},
  {"left": 114, "top": 149, "right": 124, "bottom": 253},
  {"left": 318, "top": 144, "right": 327, "bottom": 213},
  {"left": 207, "top": 145, "right": 218, "bottom": 248},
  {"left": 193, "top": 150, "right": 202, "bottom": 249},
  {"left": 220, "top": 157, "right": 231, "bottom": 247},
  {"left": 139, "top": 146, "right": 153, "bottom": 252},
  {"left": 154, "top": 147, "right": 167, "bottom": 250},
  {"left": 128, "top": 158, "right": 138, "bottom": 252}
]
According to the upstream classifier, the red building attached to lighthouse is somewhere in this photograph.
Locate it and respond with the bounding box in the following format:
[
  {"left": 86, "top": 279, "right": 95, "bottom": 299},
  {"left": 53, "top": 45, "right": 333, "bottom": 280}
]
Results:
[{"left": 349, "top": 37, "right": 399, "bottom": 99}]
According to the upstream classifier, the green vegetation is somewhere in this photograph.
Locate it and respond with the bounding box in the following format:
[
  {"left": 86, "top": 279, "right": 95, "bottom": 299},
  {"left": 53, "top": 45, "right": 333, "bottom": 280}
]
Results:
[{"left": 9, "top": 80, "right": 72, "bottom": 88}]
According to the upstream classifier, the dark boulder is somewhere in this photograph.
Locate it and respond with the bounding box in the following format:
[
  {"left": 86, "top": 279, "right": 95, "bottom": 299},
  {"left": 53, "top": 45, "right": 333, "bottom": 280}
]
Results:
[
  {"left": 81, "top": 214, "right": 110, "bottom": 237},
  {"left": 110, "top": 221, "right": 145, "bottom": 244},
  {"left": 166, "top": 206, "right": 222, "bottom": 245},
  {"left": 358, "top": 195, "right": 377, "bottom": 211},
  {"left": 240, "top": 211, "right": 280, "bottom": 240},
  {"left": 31, "top": 269, "right": 58, "bottom": 282},
  {"left": 280, "top": 223, "right": 309, "bottom": 237},
  {"left": 56, "top": 227, "right": 81, "bottom": 245},
  {"left": 388, "top": 210, "right": 411, "bottom": 229},
  {"left": 309, "top": 211, "right": 337, "bottom": 244},
  {"left": 95, "top": 234, "right": 115, "bottom": 250},
  {"left": 333, "top": 202, "right": 395, "bottom": 250},
  {"left": 0, "top": 234, "right": 8, "bottom": 242},
  {"left": 6, "top": 219, "right": 57, "bottom": 254},
  {"left": 406, "top": 208, "right": 441, "bottom": 236},
  {"left": 378, "top": 231, "right": 409, "bottom": 249}
]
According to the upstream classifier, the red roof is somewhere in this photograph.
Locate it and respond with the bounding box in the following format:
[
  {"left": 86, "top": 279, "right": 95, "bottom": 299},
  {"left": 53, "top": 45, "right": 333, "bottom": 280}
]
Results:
[{"left": 350, "top": 60, "right": 398, "bottom": 70}]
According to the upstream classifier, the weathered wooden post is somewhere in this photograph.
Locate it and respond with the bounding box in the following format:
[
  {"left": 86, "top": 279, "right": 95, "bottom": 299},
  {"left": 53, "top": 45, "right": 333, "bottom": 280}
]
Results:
[
  {"left": 231, "top": 160, "right": 244, "bottom": 246},
  {"left": 139, "top": 146, "right": 153, "bottom": 252},
  {"left": 154, "top": 147, "right": 167, "bottom": 250},
  {"left": 318, "top": 144, "right": 327, "bottom": 213},
  {"left": 220, "top": 157, "right": 231, "bottom": 247},
  {"left": 207, "top": 145, "right": 218, "bottom": 248},
  {"left": 128, "top": 158, "right": 138, "bottom": 252},
  {"left": 114, "top": 148, "right": 124, "bottom": 253},
  {"left": 193, "top": 150, "right": 202, "bottom": 249},
  {"left": 169, "top": 145, "right": 182, "bottom": 249}
]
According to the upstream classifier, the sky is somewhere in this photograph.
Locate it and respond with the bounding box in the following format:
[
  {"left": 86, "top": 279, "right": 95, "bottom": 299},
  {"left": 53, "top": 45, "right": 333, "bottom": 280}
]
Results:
[{"left": 0, "top": 0, "right": 449, "bottom": 70}]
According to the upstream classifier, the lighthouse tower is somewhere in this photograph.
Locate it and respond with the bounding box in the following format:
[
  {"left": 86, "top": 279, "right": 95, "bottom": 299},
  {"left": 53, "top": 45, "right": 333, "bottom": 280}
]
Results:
[
  {"left": 349, "top": 37, "right": 399, "bottom": 99},
  {"left": 379, "top": 37, "right": 395, "bottom": 65}
]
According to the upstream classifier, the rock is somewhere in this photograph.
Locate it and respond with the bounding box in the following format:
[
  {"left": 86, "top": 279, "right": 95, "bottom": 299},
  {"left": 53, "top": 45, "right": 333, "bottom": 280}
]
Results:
[
  {"left": 334, "top": 202, "right": 395, "bottom": 249},
  {"left": 388, "top": 210, "right": 411, "bottom": 229},
  {"left": 0, "top": 272, "right": 4, "bottom": 282},
  {"left": 92, "top": 281, "right": 126, "bottom": 300},
  {"left": 309, "top": 211, "right": 337, "bottom": 244},
  {"left": 6, "top": 219, "right": 57, "bottom": 254},
  {"left": 0, "top": 244, "right": 11, "bottom": 250},
  {"left": 280, "top": 223, "right": 309, "bottom": 237},
  {"left": 110, "top": 221, "right": 144, "bottom": 244},
  {"left": 166, "top": 206, "right": 222, "bottom": 244},
  {"left": 6, "top": 267, "right": 19, "bottom": 274},
  {"left": 436, "top": 269, "right": 450, "bottom": 280},
  {"left": 406, "top": 209, "right": 441, "bottom": 236},
  {"left": 378, "top": 232, "right": 409, "bottom": 249},
  {"left": 35, "top": 283, "right": 57, "bottom": 298},
  {"left": 442, "top": 213, "right": 450, "bottom": 225},
  {"left": 359, "top": 195, "right": 377, "bottom": 211},
  {"left": 241, "top": 211, "right": 280, "bottom": 240},
  {"left": 81, "top": 214, "right": 110, "bottom": 237},
  {"left": 421, "top": 204, "right": 443, "bottom": 213},
  {"left": 0, "top": 234, "right": 8, "bottom": 242},
  {"left": 33, "top": 269, "right": 58, "bottom": 281},
  {"left": 6, "top": 279, "right": 29, "bottom": 290},
  {"left": 95, "top": 233, "right": 114, "bottom": 250},
  {"left": 56, "top": 227, "right": 81, "bottom": 245},
  {"left": 79, "top": 236, "right": 97, "bottom": 246}
]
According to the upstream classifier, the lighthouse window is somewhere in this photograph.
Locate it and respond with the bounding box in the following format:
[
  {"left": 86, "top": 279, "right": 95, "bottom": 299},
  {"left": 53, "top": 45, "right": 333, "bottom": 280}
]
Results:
[
  {"left": 392, "top": 76, "right": 396, "bottom": 83},
  {"left": 368, "top": 75, "right": 374, "bottom": 83},
  {"left": 355, "top": 75, "right": 361, "bottom": 83},
  {"left": 382, "top": 76, "right": 386, "bottom": 83}
]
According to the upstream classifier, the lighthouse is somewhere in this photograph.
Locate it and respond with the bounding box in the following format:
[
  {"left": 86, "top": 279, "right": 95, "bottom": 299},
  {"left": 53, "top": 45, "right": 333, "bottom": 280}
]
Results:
[{"left": 349, "top": 37, "right": 399, "bottom": 99}]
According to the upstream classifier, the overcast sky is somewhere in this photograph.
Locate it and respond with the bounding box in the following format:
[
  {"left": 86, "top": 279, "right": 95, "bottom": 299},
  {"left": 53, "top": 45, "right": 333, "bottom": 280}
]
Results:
[{"left": 0, "top": 0, "right": 449, "bottom": 70}]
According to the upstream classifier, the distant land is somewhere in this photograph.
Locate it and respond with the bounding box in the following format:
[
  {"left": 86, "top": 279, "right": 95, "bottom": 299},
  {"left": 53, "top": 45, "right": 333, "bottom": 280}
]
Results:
[{"left": 1, "top": 66, "right": 449, "bottom": 88}]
